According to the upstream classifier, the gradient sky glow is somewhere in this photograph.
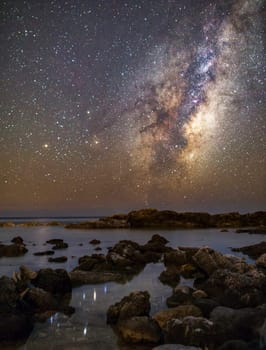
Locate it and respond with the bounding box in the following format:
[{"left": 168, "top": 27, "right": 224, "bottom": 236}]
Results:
[{"left": 0, "top": 0, "right": 265, "bottom": 216}]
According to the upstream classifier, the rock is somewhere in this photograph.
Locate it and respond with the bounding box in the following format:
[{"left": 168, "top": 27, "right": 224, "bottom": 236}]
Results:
[
  {"left": 164, "top": 249, "right": 187, "bottom": 266},
  {"left": 32, "top": 268, "right": 72, "bottom": 295},
  {"left": 256, "top": 253, "right": 266, "bottom": 268},
  {"left": 94, "top": 247, "right": 102, "bottom": 251},
  {"left": 200, "top": 269, "right": 266, "bottom": 308},
  {"left": 153, "top": 345, "right": 202, "bottom": 350},
  {"left": 48, "top": 256, "right": 68, "bottom": 263},
  {"left": 180, "top": 264, "right": 199, "bottom": 279},
  {"left": 166, "top": 285, "right": 193, "bottom": 308},
  {"left": 107, "top": 291, "right": 150, "bottom": 324},
  {"left": 76, "top": 254, "right": 106, "bottom": 271},
  {"left": 0, "top": 243, "right": 28, "bottom": 257},
  {"left": 23, "top": 287, "right": 57, "bottom": 311},
  {"left": 193, "top": 298, "right": 220, "bottom": 318},
  {"left": 46, "top": 239, "right": 64, "bottom": 244},
  {"left": 220, "top": 229, "right": 228, "bottom": 232},
  {"left": 210, "top": 305, "right": 266, "bottom": 345},
  {"left": 52, "top": 242, "right": 68, "bottom": 250},
  {"left": 65, "top": 218, "right": 129, "bottom": 229},
  {"left": 69, "top": 270, "right": 126, "bottom": 285},
  {"left": 179, "top": 247, "right": 201, "bottom": 262},
  {"left": 164, "top": 316, "right": 214, "bottom": 347},
  {"left": 232, "top": 241, "right": 266, "bottom": 259},
  {"left": 90, "top": 239, "right": 101, "bottom": 245},
  {"left": 192, "top": 247, "right": 232, "bottom": 276},
  {"left": 153, "top": 305, "right": 202, "bottom": 330},
  {"left": 159, "top": 267, "right": 180, "bottom": 287},
  {"left": 0, "top": 276, "right": 19, "bottom": 312},
  {"left": 117, "top": 316, "right": 161, "bottom": 344},
  {"left": 11, "top": 236, "right": 24, "bottom": 244},
  {"left": 34, "top": 250, "right": 55, "bottom": 256},
  {"left": 0, "top": 312, "right": 33, "bottom": 341},
  {"left": 148, "top": 234, "right": 169, "bottom": 246},
  {"left": 192, "top": 290, "right": 207, "bottom": 299},
  {"left": 216, "top": 340, "right": 248, "bottom": 350},
  {"left": 20, "top": 265, "right": 37, "bottom": 280}
]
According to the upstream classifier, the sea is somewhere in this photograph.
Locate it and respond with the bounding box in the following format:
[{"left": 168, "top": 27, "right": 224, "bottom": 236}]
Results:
[{"left": 0, "top": 217, "right": 264, "bottom": 350}]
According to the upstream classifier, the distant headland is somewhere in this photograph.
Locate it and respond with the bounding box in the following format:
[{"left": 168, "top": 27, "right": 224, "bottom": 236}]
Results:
[{"left": 1, "top": 209, "right": 266, "bottom": 230}]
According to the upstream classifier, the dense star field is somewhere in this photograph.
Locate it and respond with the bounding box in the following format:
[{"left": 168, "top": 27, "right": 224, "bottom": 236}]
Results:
[{"left": 0, "top": 0, "right": 265, "bottom": 216}]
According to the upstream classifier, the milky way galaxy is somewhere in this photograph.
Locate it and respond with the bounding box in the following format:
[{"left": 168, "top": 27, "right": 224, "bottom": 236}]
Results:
[{"left": 0, "top": 0, "right": 265, "bottom": 215}]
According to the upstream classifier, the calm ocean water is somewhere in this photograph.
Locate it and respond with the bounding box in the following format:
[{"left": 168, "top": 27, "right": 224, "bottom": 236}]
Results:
[{"left": 0, "top": 218, "right": 264, "bottom": 350}]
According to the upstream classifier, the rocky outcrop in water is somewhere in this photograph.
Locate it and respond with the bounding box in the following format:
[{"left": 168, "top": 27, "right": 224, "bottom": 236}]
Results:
[
  {"left": 0, "top": 266, "right": 73, "bottom": 344},
  {"left": 63, "top": 209, "right": 266, "bottom": 229}
]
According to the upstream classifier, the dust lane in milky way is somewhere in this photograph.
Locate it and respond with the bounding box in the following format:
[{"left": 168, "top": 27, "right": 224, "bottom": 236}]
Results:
[{"left": 0, "top": 0, "right": 265, "bottom": 215}]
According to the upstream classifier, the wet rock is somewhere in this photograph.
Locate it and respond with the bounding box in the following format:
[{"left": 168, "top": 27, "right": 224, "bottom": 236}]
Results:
[
  {"left": 117, "top": 316, "right": 162, "bottom": 344},
  {"left": 90, "top": 239, "right": 101, "bottom": 245},
  {"left": 164, "top": 249, "right": 187, "bottom": 266},
  {"left": 178, "top": 247, "right": 200, "bottom": 262},
  {"left": 94, "top": 247, "right": 102, "bottom": 251},
  {"left": 23, "top": 287, "right": 57, "bottom": 312},
  {"left": 11, "top": 236, "right": 24, "bottom": 244},
  {"left": 32, "top": 268, "right": 72, "bottom": 295},
  {"left": 193, "top": 298, "right": 219, "bottom": 318},
  {"left": 46, "top": 239, "right": 64, "bottom": 244},
  {"left": 164, "top": 316, "right": 214, "bottom": 347},
  {"left": 0, "top": 243, "right": 28, "bottom": 257},
  {"left": 107, "top": 291, "right": 150, "bottom": 324},
  {"left": 76, "top": 254, "right": 106, "bottom": 271},
  {"left": 159, "top": 267, "right": 180, "bottom": 287},
  {"left": 34, "top": 250, "right": 55, "bottom": 256},
  {"left": 0, "top": 276, "right": 19, "bottom": 312},
  {"left": 0, "top": 313, "right": 33, "bottom": 342},
  {"left": 256, "top": 253, "right": 266, "bottom": 268},
  {"left": 166, "top": 285, "right": 194, "bottom": 308},
  {"left": 20, "top": 265, "right": 38, "bottom": 280},
  {"left": 210, "top": 305, "right": 266, "bottom": 345},
  {"left": 220, "top": 229, "right": 228, "bottom": 232},
  {"left": 179, "top": 263, "right": 199, "bottom": 279},
  {"left": 48, "top": 256, "right": 68, "bottom": 263},
  {"left": 153, "top": 305, "right": 202, "bottom": 330},
  {"left": 192, "top": 247, "right": 232, "bottom": 276},
  {"left": 52, "top": 242, "right": 68, "bottom": 250},
  {"left": 200, "top": 268, "right": 266, "bottom": 308}
]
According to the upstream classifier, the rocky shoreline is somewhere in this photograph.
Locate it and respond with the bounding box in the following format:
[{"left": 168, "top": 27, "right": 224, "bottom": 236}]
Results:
[
  {"left": 1, "top": 209, "right": 266, "bottom": 230},
  {"left": 0, "top": 232, "right": 266, "bottom": 349}
]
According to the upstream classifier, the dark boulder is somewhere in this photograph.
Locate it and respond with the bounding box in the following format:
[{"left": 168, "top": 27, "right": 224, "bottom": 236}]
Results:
[
  {"left": 11, "top": 236, "right": 24, "bottom": 245},
  {"left": 0, "top": 276, "right": 19, "bottom": 312},
  {"left": 48, "top": 256, "right": 68, "bottom": 263},
  {"left": 34, "top": 250, "right": 54, "bottom": 256},
  {"left": 199, "top": 268, "right": 266, "bottom": 308},
  {"left": 210, "top": 305, "right": 266, "bottom": 345},
  {"left": 164, "top": 249, "right": 187, "bottom": 266},
  {"left": 52, "top": 242, "right": 68, "bottom": 250},
  {"left": 32, "top": 268, "right": 72, "bottom": 295},
  {"left": 89, "top": 239, "right": 101, "bottom": 245},
  {"left": 159, "top": 267, "right": 180, "bottom": 287},
  {"left": 46, "top": 239, "right": 64, "bottom": 244}
]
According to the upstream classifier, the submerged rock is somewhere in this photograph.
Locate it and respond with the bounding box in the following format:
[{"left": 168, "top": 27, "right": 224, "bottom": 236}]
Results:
[
  {"left": 34, "top": 250, "right": 55, "bottom": 256},
  {"left": 11, "top": 236, "right": 24, "bottom": 245},
  {"left": 48, "top": 256, "right": 68, "bottom": 263},
  {"left": 90, "top": 239, "right": 101, "bottom": 245}
]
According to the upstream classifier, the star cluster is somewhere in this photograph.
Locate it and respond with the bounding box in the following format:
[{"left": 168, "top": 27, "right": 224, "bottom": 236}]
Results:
[{"left": 0, "top": 0, "right": 265, "bottom": 216}]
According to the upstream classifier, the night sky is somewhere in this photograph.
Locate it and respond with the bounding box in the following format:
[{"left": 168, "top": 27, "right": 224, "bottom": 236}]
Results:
[{"left": 0, "top": 0, "right": 265, "bottom": 216}]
